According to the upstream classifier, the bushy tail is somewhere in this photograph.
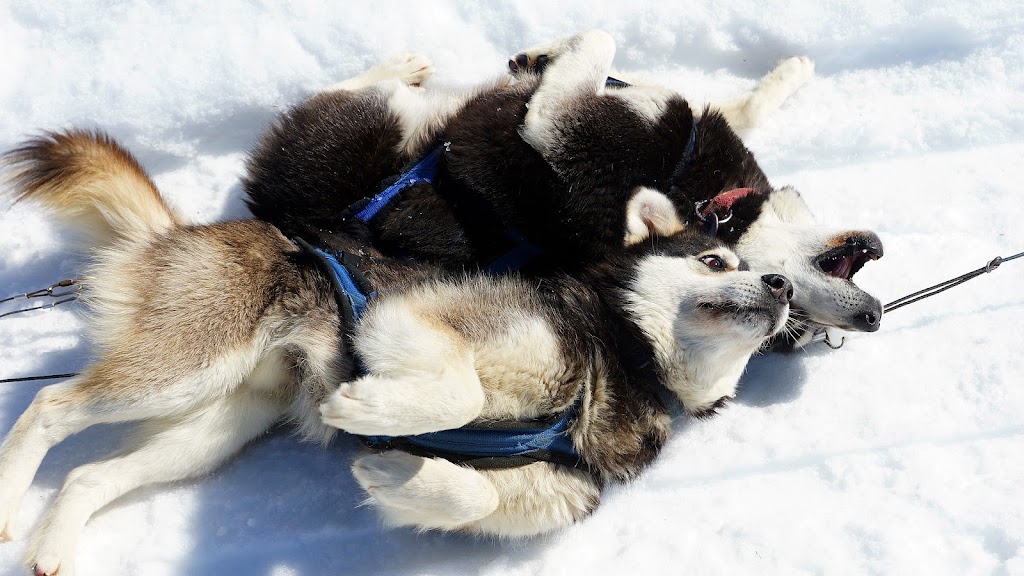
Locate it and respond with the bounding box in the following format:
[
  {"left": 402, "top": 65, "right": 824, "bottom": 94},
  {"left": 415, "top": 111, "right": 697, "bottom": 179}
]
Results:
[{"left": 3, "top": 129, "right": 184, "bottom": 246}]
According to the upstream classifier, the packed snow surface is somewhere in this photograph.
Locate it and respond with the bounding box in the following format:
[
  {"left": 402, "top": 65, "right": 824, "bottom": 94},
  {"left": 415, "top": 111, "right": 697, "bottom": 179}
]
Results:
[{"left": 1, "top": 2, "right": 1022, "bottom": 575}]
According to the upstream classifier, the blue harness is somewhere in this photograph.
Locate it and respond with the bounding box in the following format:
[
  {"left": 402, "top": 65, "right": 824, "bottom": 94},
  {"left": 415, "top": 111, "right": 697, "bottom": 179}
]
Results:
[
  {"left": 353, "top": 146, "right": 443, "bottom": 223},
  {"left": 298, "top": 77, "right": 698, "bottom": 471},
  {"left": 294, "top": 237, "right": 588, "bottom": 471},
  {"left": 352, "top": 77, "right": 698, "bottom": 275}
]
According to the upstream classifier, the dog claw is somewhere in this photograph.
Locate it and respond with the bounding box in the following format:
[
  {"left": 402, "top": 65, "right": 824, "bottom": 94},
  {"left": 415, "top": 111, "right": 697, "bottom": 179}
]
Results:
[
  {"left": 510, "top": 53, "right": 550, "bottom": 75},
  {"left": 508, "top": 54, "right": 528, "bottom": 73}
]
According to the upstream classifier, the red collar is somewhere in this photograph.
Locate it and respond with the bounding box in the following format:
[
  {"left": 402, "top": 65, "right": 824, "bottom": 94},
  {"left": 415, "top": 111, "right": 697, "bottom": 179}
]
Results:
[{"left": 700, "top": 187, "right": 760, "bottom": 219}]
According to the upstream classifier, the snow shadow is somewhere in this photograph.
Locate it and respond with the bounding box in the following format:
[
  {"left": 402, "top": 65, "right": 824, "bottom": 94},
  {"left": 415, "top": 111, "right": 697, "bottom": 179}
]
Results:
[
  {"left": 176, "top": 430, "right": 562, "bottom": 575},
  {"left": 734, "top": 347, "right": 815, "bottom": 408}
]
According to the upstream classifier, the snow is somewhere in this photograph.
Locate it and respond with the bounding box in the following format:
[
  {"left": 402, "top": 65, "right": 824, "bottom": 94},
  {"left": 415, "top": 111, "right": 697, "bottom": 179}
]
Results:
[{"left": 1, "top": 1, "right": 1023, "bottom": 574}]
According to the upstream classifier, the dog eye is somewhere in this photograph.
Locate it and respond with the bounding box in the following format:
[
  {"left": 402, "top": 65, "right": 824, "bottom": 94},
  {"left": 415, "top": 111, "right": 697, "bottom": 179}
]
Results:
[{"left": 700, "top": 255, "right": 726, "bottom": 270}]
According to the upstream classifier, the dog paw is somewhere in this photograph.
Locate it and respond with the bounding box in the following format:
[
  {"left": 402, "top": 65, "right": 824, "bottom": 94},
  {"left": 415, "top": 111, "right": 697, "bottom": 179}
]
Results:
[
  {"left": 508, "top": 52, "right": 551, "bottom": 75},
  {"left": 509, "top": 29, "right": 614, "bottom": 76},
  {"left": 30, "top": 557, "right": 71, "bottom": 576},
  {"left": 352, "top": 451, "right": 425, "bottom": 496},
  {"left": 352, "top": 452, "right": 498, "bottom": 528},
  {"left": 24, "top": 520, "right": 78, "bottom": 576},
  {"left": 319, "top": 382, "right": 390, "bottom": 435},
  {"left": 28, "top": 550, "right": 74, "bottom": 576},
  {"left": 319, "top": 380, "right": 438, "bottom": 436},
  {"left": 0, "top": 498, "right": 22, "bottom": 542},
  {"left": 773, "top": 55, "right": 815, "bottom": 88},
  {"left": 375, "top": 52, "right": 434, "bottom": 87}
]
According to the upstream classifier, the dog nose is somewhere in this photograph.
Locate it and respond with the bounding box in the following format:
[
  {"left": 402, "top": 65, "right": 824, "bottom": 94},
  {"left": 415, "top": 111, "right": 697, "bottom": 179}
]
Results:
[
  {"left": 849, "top": 300, "right": 883, "bottom": 332},
  {"left": 761, "top": 274, "right": 794, "bottom": 303}
]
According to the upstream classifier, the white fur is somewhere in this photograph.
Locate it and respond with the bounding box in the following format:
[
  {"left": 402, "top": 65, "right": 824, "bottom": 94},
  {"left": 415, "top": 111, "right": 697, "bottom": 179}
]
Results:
[
  {"left": 326, "top": 52, "right": 434, "bottom": 92},
  {"left": 714, "top": 56, "right": 815, "bottom": 131},
  {"left": 320, "top": 300, "right": 484, "bottom": 435},
  {"left": 625, "top": 253, "right": 786, "bottom": 412},
  {"left": 352, "top": 452, "right": 499, "bottom": 531},
  {"left": 519, "top": 29, "right": 616, "bottom": 154},
  {"left": 319, "top": 364, "right": 484, "bottom": 437},
  {"left": 609, "top": 84, "right": 679, "bottom": 124},
  {"left": 469, "top": 464, "right": 599, "bottom": 538},
  {"left": 734, "top": 189, "right": 880, "bottom": 332},
  {"left": 323, "top": 52, "right": 477, "bottom": 159},
  {"left": 468, "top": 314, "right": 566, "bottom": 420},
  {"left": 385, "top": 82, "right": 477, "bottom": 158},
  {"left": 624, "top": 187, "right": 686, "bottom": 245},
  {"left": 24, "top": 391, "right": 284, "bottom": 576}
]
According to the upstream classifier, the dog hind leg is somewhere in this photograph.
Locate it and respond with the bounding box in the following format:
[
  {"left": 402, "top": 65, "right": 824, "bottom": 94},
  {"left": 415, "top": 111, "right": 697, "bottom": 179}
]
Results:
[
  {"left": 23, "top": 390, "right": 285, "bottom": 576},
  {"left": 325, "top": 53, "right": 434, "bottom": 93},
  {"left": 323, "top": 54, "right": 462, "bottom": 162},
  {"left": 352, "top": 451, "right": 499, "bottom": 531},
  {"left": 0, "top": 375, "right": 150, "bottom": 544},
  {"left": 354, "top": 454, "right": 603, "bottom": 538},
  {"left": 713, "top": 56, "right": 815, "bottom": 131},
  {"left": 468, "top": 464, "right": 602, "bottom": 538}
]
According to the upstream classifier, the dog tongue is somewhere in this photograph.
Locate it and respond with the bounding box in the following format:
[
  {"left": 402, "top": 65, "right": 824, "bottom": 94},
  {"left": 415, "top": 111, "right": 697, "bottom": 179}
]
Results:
[{"left": 832, "top": 255, "right": 855, "bottom": 279}]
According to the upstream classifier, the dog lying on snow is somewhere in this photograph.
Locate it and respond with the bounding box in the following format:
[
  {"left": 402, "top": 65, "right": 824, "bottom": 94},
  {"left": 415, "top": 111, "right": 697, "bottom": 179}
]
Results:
[
  {"left": 0, "top": 130, "right": 791, "bottom": 574},
  {"left": 244, "top": 30, "right": 883, "bottom": 349}
]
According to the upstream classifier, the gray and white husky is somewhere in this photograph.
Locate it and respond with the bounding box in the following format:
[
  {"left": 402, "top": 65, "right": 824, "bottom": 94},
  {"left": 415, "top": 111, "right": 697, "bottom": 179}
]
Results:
[
  {"left": 0, "top": 131, "right": 790, "bottom": 575},
  {"left": 245, "top": 30, "right": 883, "bottom": 349}
]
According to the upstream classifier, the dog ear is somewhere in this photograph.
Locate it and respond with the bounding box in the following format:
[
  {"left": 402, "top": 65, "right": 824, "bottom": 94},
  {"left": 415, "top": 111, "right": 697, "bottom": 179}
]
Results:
[
  {"left": 767, "top": 186, "right": 815, "bottom": 224},
  {"left": 624, "top": 187, "right": 685, "bottom": 245}
]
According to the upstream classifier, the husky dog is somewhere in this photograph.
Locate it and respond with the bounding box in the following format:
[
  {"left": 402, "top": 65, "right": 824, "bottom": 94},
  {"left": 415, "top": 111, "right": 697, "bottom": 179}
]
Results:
[
  {"left": 245, "top": 30, "right": 882, "bottom": 349},
  {"left": 0, "top": 131, "right": 790, "bottom": 574}
]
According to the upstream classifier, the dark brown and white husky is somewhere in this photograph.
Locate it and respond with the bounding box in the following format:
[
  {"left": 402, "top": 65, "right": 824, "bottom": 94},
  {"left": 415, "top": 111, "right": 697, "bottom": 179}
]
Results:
[
  {"left": 0, "top": 131, "right": 790, "bottom": 575},
  {"left": 244, "top": 30, "right": 883, "bottom": 349}
]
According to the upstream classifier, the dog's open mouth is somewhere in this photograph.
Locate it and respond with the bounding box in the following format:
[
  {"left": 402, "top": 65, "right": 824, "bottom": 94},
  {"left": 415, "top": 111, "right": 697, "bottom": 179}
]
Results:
[{"left": 816, "top": 235, "right": 883, "bottom": 280}]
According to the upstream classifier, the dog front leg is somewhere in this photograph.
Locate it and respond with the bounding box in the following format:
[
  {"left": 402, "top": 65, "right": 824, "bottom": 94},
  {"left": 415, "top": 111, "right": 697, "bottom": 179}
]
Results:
[
  {"left": 516, "top": 29, "right": 617, "bottom": 155},
  {"left": 318, "top": 355, "right": 483, "bottom": 437},
  {"left": 319, "top": 305, "right": 484, "bottom": 436}
]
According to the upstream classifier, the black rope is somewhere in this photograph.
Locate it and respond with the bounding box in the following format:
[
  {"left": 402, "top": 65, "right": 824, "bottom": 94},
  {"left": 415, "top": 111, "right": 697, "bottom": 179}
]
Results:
[
  {"left": 884, "top": 251, "right": 1024, "bottom": 314},
  {"left": 0, "top": 296, "right": 78, "bottom": 319},
  {"left": 1, "top": 279, "right": 79, "bottom": 319},
  {"left": 1, "top": 279, "right": 83, "bottom": 383},
  {"left": 0, "top": 373, "right": 78, "bottom": 385}
]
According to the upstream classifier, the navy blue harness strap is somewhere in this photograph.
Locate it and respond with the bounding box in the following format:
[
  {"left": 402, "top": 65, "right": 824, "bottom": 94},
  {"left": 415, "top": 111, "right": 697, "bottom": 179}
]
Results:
[
  {"left": 292, "top": 237, "right": 588, "bottom": 472},
  {"left": 355, "top": 146, "right": 443, "bottom": 223},
  {"left": 293, "top": 237, "right": 374, "bottom": 324},
  {"left": 672, "top": 117, "right": 699, "bottom": 182},
  {"left": 362, "top": 392, "right": 588, "bottom": 472},
  {"left": 483, "top": 227, "right": 545, "bottom": 275}
]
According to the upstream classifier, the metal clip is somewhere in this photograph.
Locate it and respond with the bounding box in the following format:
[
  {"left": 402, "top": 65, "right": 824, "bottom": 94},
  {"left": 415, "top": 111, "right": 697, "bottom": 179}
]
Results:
[
  {"left": 24, "top": 279, "right": 78, "bottom": 299},
  {"left": 1, "top": 279, "right": 80, "bottom": 319},
  {"left": 810, "top": 328, "right": 846, "bottom": 349},
  {"left": 694, "top": 201, "right": 733, "bottom": 237}
]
